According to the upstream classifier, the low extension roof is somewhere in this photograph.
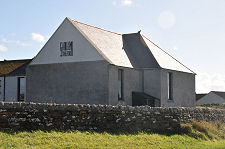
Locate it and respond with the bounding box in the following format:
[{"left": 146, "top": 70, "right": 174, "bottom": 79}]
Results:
[
  {"left": 0, "top": 59, "right": 31, "bottom": 76},
  {"left": 196, "top": 93, "right": 207, "bottom": 101},
  {"left": 68, "top": 18, "right": 195, "bottom": 74},
  {"left": 212, "top": 91, "right": 225, "bottom": 100}
]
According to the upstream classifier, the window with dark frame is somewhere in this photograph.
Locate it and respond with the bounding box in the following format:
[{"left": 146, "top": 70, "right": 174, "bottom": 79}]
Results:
[
  {"left": 60, "top": 41, "right": 73, "bottom": 56},
  {"left": 167, "top": 72, "right": 173, "bottom": 100},
  {"left": 118, "top": 69, "right": 124, "bottom": 101}
]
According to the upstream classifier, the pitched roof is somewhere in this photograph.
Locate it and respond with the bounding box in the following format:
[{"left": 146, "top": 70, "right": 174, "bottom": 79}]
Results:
[
  {"left": 0, "top": 59, "right": 31, "bottom": 76},
  {"left": 8, "top": 59, "right": 32, "bottom": 76},
  {"left": 69, "top": 18, "right": 132, "bottom": 68},
  {"left": 196, "top": 93, "right": 207, "bottom": 101},
  {"left": 142, "top": 36, "right": 195, "bottom": 74},
  {"left": 68, "top": 18, "right": 194, "bottom": 73},
  {"left": 212, "top": 91, "right": 225, "bottom": 100}
]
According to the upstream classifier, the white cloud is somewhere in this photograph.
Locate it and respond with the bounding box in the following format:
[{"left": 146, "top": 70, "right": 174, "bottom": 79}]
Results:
[
  {"left": 2, "top": 38, "right": 30, "bottom": 46},
  {"left": 196, "top": 72, "right": 225, "bottom": 93},
  {"left": 158, "top": 11, "right": 176, "bottom": 29},
  {"left": 121, "top": 0, "right": 133, "bottom": 6},
  {"left": 31, "top": 33, "right": 45, "bottom": 43},
  {"left": 113, "top": 0, "right": 133, "bottom": 6},
  {"left": 0, "top": 44, "right": 8, "bottom": 52},
  {"left": 112, "top": 1, "right": 117, "bottom": 6}
]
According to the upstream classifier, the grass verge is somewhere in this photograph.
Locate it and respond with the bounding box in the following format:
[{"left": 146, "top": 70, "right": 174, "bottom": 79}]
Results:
[{"left": 0, "top": 121, "right": 224, "bottom": 149}]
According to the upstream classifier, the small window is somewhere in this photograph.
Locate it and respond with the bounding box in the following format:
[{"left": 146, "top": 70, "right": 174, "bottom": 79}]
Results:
[
  {"left": 118, "top": 69, "right": 124, "bottom": 101},
  {"left": 18, "top": 77, "right": 25, "bottom": 102},
  {"left": 167, "top": 72, "right": 173, "bottom": 100},
  {"left": 60, "top": 41, "right": 73, "bottom": 56}
]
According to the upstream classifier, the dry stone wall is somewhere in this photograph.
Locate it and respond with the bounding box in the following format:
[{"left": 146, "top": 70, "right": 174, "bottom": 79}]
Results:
[{"left": 0, "top": 102, "right": 224, "bottom": 132}]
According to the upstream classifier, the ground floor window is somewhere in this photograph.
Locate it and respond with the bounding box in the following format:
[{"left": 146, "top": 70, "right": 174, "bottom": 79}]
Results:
[
  {"left": 167, "top": 72, "right": 173, "bottom": 100},
  {"left": 18, "top": 77, "right": 25, "bottom": 101},
  {"left": 118, "top": 69, "right": 124, "bottom": 101}
]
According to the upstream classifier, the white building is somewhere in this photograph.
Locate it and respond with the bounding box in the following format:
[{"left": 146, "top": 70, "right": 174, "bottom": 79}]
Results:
[
  {"left": 0, "top": 59, "right": 31, "bottom": 102},
  {"left": 26, "top": 18, "right": 196, "bottom": 107}
]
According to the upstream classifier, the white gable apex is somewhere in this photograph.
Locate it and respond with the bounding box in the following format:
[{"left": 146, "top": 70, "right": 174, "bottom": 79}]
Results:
[{"left": 30, "top": 18, "right": 105, "bottom": 65}]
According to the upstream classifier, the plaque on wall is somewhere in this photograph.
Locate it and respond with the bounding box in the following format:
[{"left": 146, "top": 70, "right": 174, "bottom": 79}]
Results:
[{"left": 60, "top": 41, "right": 73, "bottom": 56}]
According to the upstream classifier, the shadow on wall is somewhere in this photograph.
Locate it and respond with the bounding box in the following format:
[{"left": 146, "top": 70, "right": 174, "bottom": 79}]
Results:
[{"left": 122, "top": 32, "right": 159, "bottom": 69}]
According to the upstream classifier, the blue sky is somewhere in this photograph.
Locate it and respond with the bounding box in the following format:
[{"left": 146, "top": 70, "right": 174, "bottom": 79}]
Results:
[{"left": 0, "top": 0, "right": 225, "bottom": 93}]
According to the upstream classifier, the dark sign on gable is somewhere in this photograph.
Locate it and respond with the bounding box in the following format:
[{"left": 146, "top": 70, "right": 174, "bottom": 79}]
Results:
[{"left": 60, "top": 41, "right": 73, "bottom": 56}]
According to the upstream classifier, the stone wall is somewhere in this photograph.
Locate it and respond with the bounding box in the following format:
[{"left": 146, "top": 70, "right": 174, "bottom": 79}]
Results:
[{"left": 0, "top": 102, "right": 224, "bottom": 132}]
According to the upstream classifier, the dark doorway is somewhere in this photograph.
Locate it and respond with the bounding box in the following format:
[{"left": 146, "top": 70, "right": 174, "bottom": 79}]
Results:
[
  {"left": 17, "top": 77, "right": 25, "bottom": 101},
  {"left": 132, "top": 92, "right": 160, "bottom": 107}
]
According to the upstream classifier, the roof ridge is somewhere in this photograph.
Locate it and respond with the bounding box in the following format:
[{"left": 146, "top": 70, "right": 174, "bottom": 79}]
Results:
[
  {"left": 68, "top": 18, "right": 122, "bottom": 36},
  {"left": 141, "top": 34, "right": 195, "bottom": 74}
]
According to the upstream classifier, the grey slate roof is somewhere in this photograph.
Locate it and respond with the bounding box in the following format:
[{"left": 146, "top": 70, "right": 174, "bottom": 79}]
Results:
[
  {"left": 196, "top": 93, "right": 207, "bottom": 101},
  {"left": 212, "top": 91, "right": 225, "bottom": 100},
  {"left": 68, "top": 18, "right": 195, "bottom": 74}
]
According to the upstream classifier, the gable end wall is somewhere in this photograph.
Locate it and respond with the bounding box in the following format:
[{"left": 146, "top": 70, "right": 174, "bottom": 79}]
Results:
[{"left": 30, "top": 19, "right": 105, "bottom": 65}]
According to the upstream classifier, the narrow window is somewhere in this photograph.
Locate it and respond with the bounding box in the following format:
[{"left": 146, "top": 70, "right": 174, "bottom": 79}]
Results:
[
  {"left": 60, "top": 41, "right": 73, "bottom": 56},
  {"left": 167, "top": 72, "right": 173, "bottom": 100},
  {"left": 17, "top": 77, "right": 25, "bottom": 102},
  {"left": 0, "top": 80, "right": 1, "bottom": 95},
  {"left": 118, "top": 69, "right": 124, "bottom": 101}
]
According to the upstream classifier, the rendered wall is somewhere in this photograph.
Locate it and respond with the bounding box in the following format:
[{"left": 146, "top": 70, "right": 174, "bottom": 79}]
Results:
[
  {"left": 161, "top": 70, "right": 195, "bottom": 107},
  {"left": 0, "top": 102, "right": 224, "bottom": 132},
  {"left": 26, "top": 61, "right": 109, "bottom": 104},
  {"left": 108, "top": 65, "right": 142, "bottom": 106},
  {"left": 143, "top": 69, "right": 161, "bottom": 99},
  {"left": 108, "top": 65, "right": 118, "bottom": 105},
  {"left": 5, "top": 77, "right": 18, "bottom": 102}
]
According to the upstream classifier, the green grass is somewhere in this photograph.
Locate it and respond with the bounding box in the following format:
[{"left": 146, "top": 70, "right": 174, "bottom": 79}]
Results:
[{"left": 0, "top": 121, "right": 224, "bottom": 149}]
